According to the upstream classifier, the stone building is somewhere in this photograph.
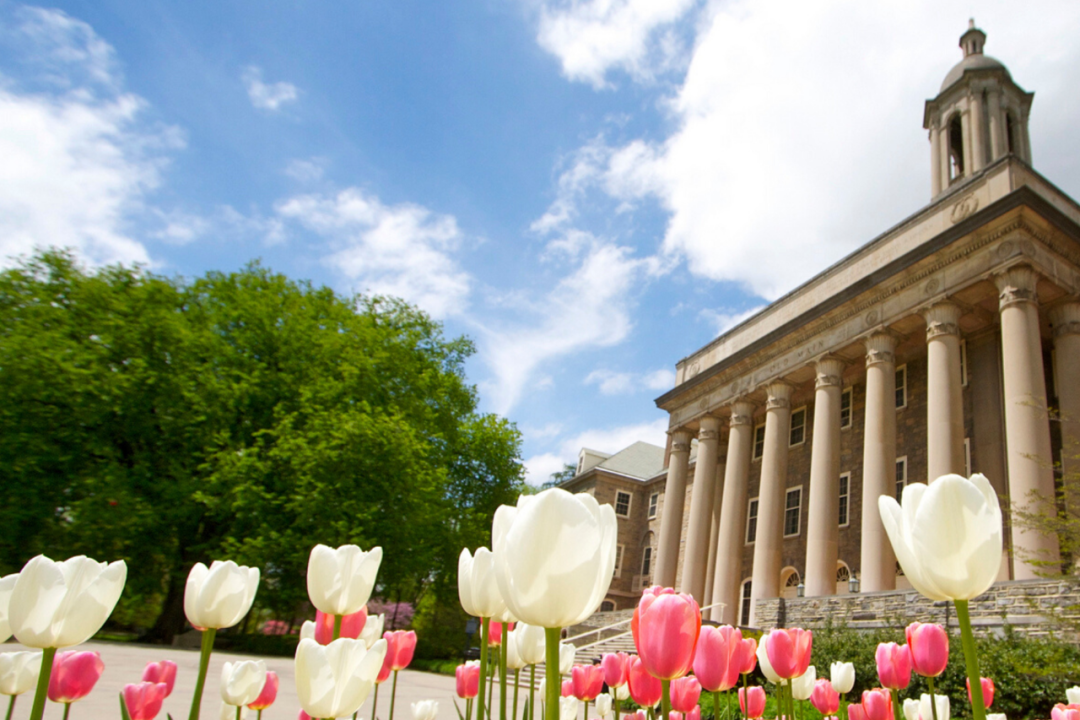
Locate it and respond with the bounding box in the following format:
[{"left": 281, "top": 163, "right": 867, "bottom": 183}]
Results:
[{"left": 560, "top": 23, "right": 1080, "bottom": 626}]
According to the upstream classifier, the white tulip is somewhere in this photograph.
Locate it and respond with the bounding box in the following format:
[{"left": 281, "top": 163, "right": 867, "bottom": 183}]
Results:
[
  {"left": 510, "top": 623, "right": 546, "bottom": 666},
  {"left": 558, "top": 642, "right": 575, "bottom": 675},
  {"left": 9, "top": 555, "right": 126, "bottom": 648},
  {"left": 219, "top": 701, "right": 249, "bottom": 720},
  {"left": 492, "top": 489, "right": 617, "bottom": 628},
  {"left": 614, "top": 684, "right": 630, "bottom": 701},
  {"left": 791, "top": 665, "right": 816, "bottom": 701},
  {"left": 920, "top": 693, "right": 950, "bottom": 720},
  {"left": 987, "top": 715, "right": 1007, "bottom": 720},
  {"left": 295, "top": 637, "right": 386, "bottom": 719},
  {"left": 0, "top": 574, "right": 17, "bottom": 644},
  {"left": 184, "top": 561, "right": 259, "bottom": 630},
  {"left": 538, "top": 678, "right": 546, "bottom": 699},
  {"left": 412, "top": 700, "right": 439, "bottom": 720},
  {"left": 903, "top": 698, "right": 920, "bottom": 720},
  {"left": 560, "top": 696, "right": 579, "bottom": 720},
  {"left": 1068, "top": 687, "right": 1080, "bottom": 705},
  {"left": 0, "top": 651, "right": 42, "bottom": 695},
  {"left": 830, "top": 662, "right": 855, "bottom": 694},
  {"left": 360, "top": 613, "right": 385, "bottom": 649},
  {"left": 595, "top": 692, "right": 613, "bottom": 719},
  {"left": 458, "top": 548, "right": 508, "bottom": 620},
  {"left": 220, "top": 659, "right": 267, "bottom": 707},
  {"left": 506, "top": 629, "right": 526, "bottom": 670},
  {"left": 756, "top": 634, "right": 781, "bottom": 684},
  {"left": 879, "top": 474, "right": 1002, "bottom": 601},
  {"left": 307, "top": 544, "right": 382, "bottom": 616},
  {"left": 300, "top": 620, "right": 316, "bottom": 642}
]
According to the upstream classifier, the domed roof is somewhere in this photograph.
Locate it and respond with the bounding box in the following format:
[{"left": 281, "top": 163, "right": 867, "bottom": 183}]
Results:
[{"left": 940, "top": 52, "right": 1010, "bottom": 92}]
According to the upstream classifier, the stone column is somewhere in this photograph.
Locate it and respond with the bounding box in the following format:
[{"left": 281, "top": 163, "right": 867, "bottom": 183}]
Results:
[
  {"left": 703, "top": 450, "right": 727, "bottom": 611},
  {"left": 804, "top": 357, "right": 845, "bottom": 596},
  {"left": 860, "top": 332, "right": 898, "bottom": 592},
  {"left": 970, "top": 88, "right": 986, "bottom": 171},
  {"left": 924, "top": 302, "right": 966, "bottom": 480},
  {"left": 987, "top": 87, "right": 1004, "bottom": 160},
  {"left": 681, "top": 416, "right": 723, "bottom": 602},
  {"left": 939, "top": 127, "right": 952, "bottom": 188},
  {"left": 961, "top": 109, "right": 973, "bottom": 177},
  {"left": 655, "top": 428, "right": 692, "bottom": 588},
  {"left": 996, "top": 267, "right": 1060, "bottom": 577},
  {"left": 749, "top": 382, "right": 793, "bottom": 626},
  {"left": 710, "top": 400, "right": 755, "bottom": 624},
  {"left": 1050, "top": 302, "right": 1080, "bottom": 522},
  {"left": 930, "top": 127, "right": 942, "bottom": 197}
]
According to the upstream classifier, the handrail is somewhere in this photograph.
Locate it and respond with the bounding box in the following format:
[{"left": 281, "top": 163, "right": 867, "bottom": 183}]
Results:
[{"left": 565, "top": 601, "right": 726, "bottom": 648}]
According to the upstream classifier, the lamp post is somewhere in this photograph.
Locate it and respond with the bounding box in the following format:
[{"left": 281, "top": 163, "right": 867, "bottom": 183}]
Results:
[
  {"left": 796, "top": 582, "right": 805, "bottom": 598},
  {"left": 848, "top": 574, "right": 860, "bottom": 594}
]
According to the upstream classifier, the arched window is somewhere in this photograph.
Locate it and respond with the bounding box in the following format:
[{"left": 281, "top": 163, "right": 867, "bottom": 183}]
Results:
[
  {"left": 600, "top": 600, "right": 615, "bottom": 612},
  {"left": 948, "top": 114, "right": 965, "bottom": 182},
  {"left": 836, "top": 562, "right": 851, "bottom": 595},
  {"left": 780, "top": 567, "right": 801, "bottom": 600},
  {"left": 739, "top": 579, "right": 753, "bottom": 627}
]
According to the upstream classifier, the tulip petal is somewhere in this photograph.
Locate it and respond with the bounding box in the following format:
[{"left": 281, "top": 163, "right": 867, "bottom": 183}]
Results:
[
  {"left": 879, "top": 492, "right": 948, "bottom": 601},
  {"left": 0, "top": 574, "right": 18, "bottom": 644},
  {"left": 9, "top": 556, "right": 67, "bottom": 647}
]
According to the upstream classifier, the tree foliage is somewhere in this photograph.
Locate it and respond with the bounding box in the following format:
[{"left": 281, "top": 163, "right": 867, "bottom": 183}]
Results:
[{"left": 0, "top": 250, "right": 523, "bottom": 641}]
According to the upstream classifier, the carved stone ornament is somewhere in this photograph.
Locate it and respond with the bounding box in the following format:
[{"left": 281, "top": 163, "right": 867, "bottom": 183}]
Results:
[
  {"left": 686, "top": 362, "right": 701, "bottom": 379},
  {"left": 1054, "top": 322, "right": 1080, "bottom": 338},
  {"left": 865, "top": 348, "right": 895, "bottom": 367},
  {"left": 671, "top": 439, "right": 691, "bottom": 453},
  {"left": 766, "top": 396, "right": 790, "bottom": 410},
  {"left": 950, "top": 194, "right": 979, "bottom": 224},
  {"left": 698, "top": 428, "right": 719, "bottom": 441},
  {"left": 925, "top": 320, "right": 960, "bottom": 339},
  {"left": 998, "top": 285, "right": 1036, "bottom": 309},
  {"left": 815, "top": 373, "right": 842, "bottom": 389},
  {"left": 729, "top": 411, "right": 753, "bottom": 426}
]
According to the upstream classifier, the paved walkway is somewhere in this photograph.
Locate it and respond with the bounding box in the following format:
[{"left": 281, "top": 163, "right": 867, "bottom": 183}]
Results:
[{"left": 3, "top": 640, "right": 490, "bottom": 720}]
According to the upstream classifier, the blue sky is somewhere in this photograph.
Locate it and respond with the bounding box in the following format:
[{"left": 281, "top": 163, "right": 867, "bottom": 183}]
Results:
[{"left": 3, "top": 0, "right": 1080, "bottom": 485}]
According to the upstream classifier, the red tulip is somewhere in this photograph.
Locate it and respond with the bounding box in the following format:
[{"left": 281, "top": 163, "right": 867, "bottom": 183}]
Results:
[
  {"left": 692, "top": 625, "right": 742, "bottom": 692},
  {"left": 562, "top": 680, "right": 574, "bottom": 697},
  {"left": 631, "top": 586, "right": 701, "bottom": 680},
  {"left": 123, "top": 682, "right": 168, "bottom": 720},
  {"left": 487, "top": 620, "right": 515, "bottom": 646},
  {"left": 810, "top": 679, "right": 840, "bottom": 716},
  {"left": 299, "top": 711, "right": 313, "bottom": 720},
  {"left": 861, "top": 689, "right": 894, "bottom": 720},
  {"left": 627, "top": 655, "right": 663, "bottom": 708},
  {"left": 602, "top": 652, "right": 631, "bottom": 688},
  {"left": 385, "top": 630, "right": 418, "bottom": 671},
  {"left": 248, "top": 670, "right": 279, "bottom": 710},
  {"left": 48, "top": 651, "right": 105, "bottom": 703},
  {"left": 377, "top": 651, "right": 393, "bottom": 684},
  {"left": 456, "top": 662, "right": 480, "bottom": 699},
  {"left": 905, "top": 623, "right": 948, "bottom": 678},
  {"left": 966, "top": 677, "right": 995, "bottom": 708},
  {"left": 671, "top": 708, "right": 702, "bottom": 720},
  {"left": 1052, "top": 704, "right": 1080, "bottom": 720},
  {"left": 314, "top": 607, "right": 367, "bottom": 644},
  {"left": 670, "top": 676, "right": 701, "bottom": 713},
  {"left": 141, "top": 661, "right": 177, "bottom": 697},
  {"left": 572, "top": 665, "right": 604, "bottom": 702},
  {"left": 875, "top": 643, "right": 911, "bottom": 690},
  {"left": 764, "top": 628, "right": 812, "bottom": 680},
  {"left": 848, "top": 703, "right": 866, "bottom": 720},
  {"left": 735, "top": 638, "right": 758, "bottom": 675},
  {"left": 738, "top": 686, "right": 766, "bottom": 719}
]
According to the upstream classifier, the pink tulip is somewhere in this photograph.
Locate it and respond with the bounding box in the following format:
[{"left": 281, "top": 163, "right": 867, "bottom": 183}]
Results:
[
  {"left": 1052, "top": 704, "right": 1080, "bottom": 720},
  {"left": 487, "top": 620, "right": 515, "bottom": 646},
  {"left": 967, "top": 677, "right": 995, "bottom": 708},
  {"left": 693, "top": 625, "right": 742, "bottom": 692},
  {"left": 602, "top": 652, "right": 632, "bottom": 688},
  {"left": 299, "top": 711, "right": 313, "bottom": 720},
  {"left": 248, "top": 671, "right": 279, "bottom": 710},
  {"left": 686, "top": 707, "right": 701, "bottom": 720},
  {"left": 314, "top": 607, "right": 367, "bottom": 644},
  {"left": 906, "top": 623, "right": 948, "bottom": 678},
  {"left": 140, "top": 661, "right": 177, "bottom": 697},
  {"left": 764, "top": 628, "right": 813, "bottom": 680},
  {"left": 848, "top": 703, "right": 866, "bottom": 720},
  {"left": 377, "top": 650, "right": 393, "bottom": 684},
  {"left": 670, "top": 676, "right": 701, "bottom": 713},
  {"left": 48, "top": 651, "right": 105, "bottom": 703},
  {"left": 810, "top": 679, "right": 839, "bottom": 716},
  {"left": 123, "top": 682, "right": 168, "bottom": 720},
  {"left": 626, "top": 711, "right": 648, "bottom": 720},
  {"left": 572, "top": 665, "right": 604, "bottom": 702},
  {"left": 627, "top": 655, "right": 663, "bottom": 708},
  {"left": 736, "top": 638, "right": 758, "bottom": 675},
  {"left": 562, "top": 680, "right": 574, "bottom": 697},
  {"left": 456, "top": 663, "right": 480, "bottom": 699},
  {"left": 861, "top": 689, "right": 893, "bottom": 720},
  {"left": 631, "top": 586, "right": 701, "bottom": 680},
  {"left": 738, "top": 686, "right": 766, "bottom": 719},
  {"left": 875, "top": 643, "right": 911, "bottom": 690},
  {"left": 385, "top": 630, "right": 418, "bottom": 671}
]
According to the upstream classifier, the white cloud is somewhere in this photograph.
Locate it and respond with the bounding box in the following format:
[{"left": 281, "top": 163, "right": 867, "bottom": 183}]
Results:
[
  {"left": 642, "top": 367, "right": 675, "bottom": 390},
  {"left": 584, "top": 367, "right": 674, "bottom": 394},
  {"left": 0, "top": 7, "right": 181, "bottom": 269},
  {"left": 523, "top": 416, "right": 669, "bottom": 485},
  {"left": 276, "top": 188, "right": 471, "bottom": 318},
  {"left": 699, "top": 304, "right": 766, "bottom": 336},
  {"left": 284, "top": 157, "right": 327, "bottom": 182},
  {"left": 523, "top": 452, "right": 568, "bottom": 486},
  {"left": 534, "top": 0, "right": 699, "bottom": 87},
  {"left": 242, "top": 66, "right": 298, "bottom": 111}
]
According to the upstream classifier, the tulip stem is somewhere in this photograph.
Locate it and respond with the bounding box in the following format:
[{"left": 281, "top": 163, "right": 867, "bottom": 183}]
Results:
[
  {"left": 479, "top": 619, "right": 490, "bottom": 720},
  {"left": 661, "top": 679, "right": 671, "bottom": 720},
  {"left": 529, "top": 665, "right": 536, "bottom": 720},
  {"left": 235, "top": 707, "right": 241, "bottom": 720},
  {"left": 544, "top": 628, "right": 561, "bottom": 720},
  {"left": 187, "top": 628, "right": 216, "bottom": 720},
  {"left": 713, "top": 691, "right": 720, "bottom": 720},
  {"left": 513, "top": 669, "right": 520, "bottom": 720},
  {"left": 372, "top": 681, "right": 380, "bottom": 720},
  {"left": 334, "top": 614, "right": 343, "bottom": 641},
  {"left": 390, "top": 670, "right": 399, "bottom": 720},
  {"left": 954, "top": 600, "right": 988, "bottom": 720},
  {"left": 5, "top": 695, "right": 13, "bottom": 720},
  {"left": 840, "top": 699, "right": 847, "bottom": 720},
  {"left": 501, "top": 623, "right": 509, "bottom": 720},
  {"left": 926, "top": 677, "right": 939, "bottom": 720},
  {"left": 615, "top": 694, "right": 621, "bottom": 720},
  {"left": 27, "top": 646, "right": 56, "bottom": 720},
  {"left": 890, "top": 689, "right": 902, "bottom": 720},
  {"left": 585, "top": 700, "right": 591, "bottom": 720},
  {"left": 63, "top": 704, "right": 71, "bottom": 720}
]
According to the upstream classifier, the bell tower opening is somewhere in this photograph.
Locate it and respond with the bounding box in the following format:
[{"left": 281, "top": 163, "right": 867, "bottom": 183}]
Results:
[
  {"left": 1006, "top": 112, "right": 1016, "bottom": 154},
  {"left": 948, "top": 114, "right": 965, "bottom": 182}
]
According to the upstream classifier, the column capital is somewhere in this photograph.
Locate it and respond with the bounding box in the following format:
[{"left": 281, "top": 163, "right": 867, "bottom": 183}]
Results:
[
  {"left": 813, "top": 355, "right": 846, "bottom": 389},
  {"left": 669, "top": 428, "right": 693, "bottom": 453},
  {"left": 995, "top": 265, "right": 1039, "bottom": 310},
  {"left": 698, "top": 414, "right": 723, "bottom": 441},
  {"left": 764, "top": 380, "right": 794, "bottom": 410},
  {"left": 923, "top": 301, "right": 962, "bottom": 340},
  {"left": 864, "top": 331, "right": 898, "bottom": 367},
  {"left": 728, "top": 399, "right": 757, "bottom": 426},
  {"left": 1049, "top": 301, "right": 1080, "bottom": 338}
]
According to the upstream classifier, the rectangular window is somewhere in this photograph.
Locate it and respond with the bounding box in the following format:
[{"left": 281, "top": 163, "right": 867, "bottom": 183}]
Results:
[
  {"left": 641, "top": 546, "right": 652, "bottom": 576},
  {"left": 840, "top": 388, "right": 853, "bottom": 429},
  {"left": 784, "top": 487, "right": 802, "bottom": 537},
  {"left": 740, "top": 580, "right": 753, "bottom": 627},
  {"left": 647, "top": 492, "right": 659, "bottom": 519},
  {"left": 753, "top": 424, "right": 766, "bottom": 460},
  {"left": 615, "top": 491, "right": 632, "bottom": 518},
  {"left": 960, "top": 339, "right": 969, "bottom": 387},
  {"left": 790, "top": 408, "right": 807, "bottom": 446},
  {"left": 839, "top": 472, "right": 851, "bottom": 527},
  {"left": 896, "top": 365, "right": 908, "bottom": 409},
  {"left": 746, "top": 498, "right": 759, "bottom": 544},
  {"left": 614, "top": 544, "right": 624, "bottom": 577},
  {"left": 895, "top": 456, "right": 908, "bottom": 501},
  {"left": 964, "top": 438, "right": 972, "bottom": 477}
]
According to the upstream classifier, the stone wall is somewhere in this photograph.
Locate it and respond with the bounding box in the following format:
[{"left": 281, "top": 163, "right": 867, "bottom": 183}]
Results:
[{"left": 754, "top": 577, "right": 1080, "bottom": 641}]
